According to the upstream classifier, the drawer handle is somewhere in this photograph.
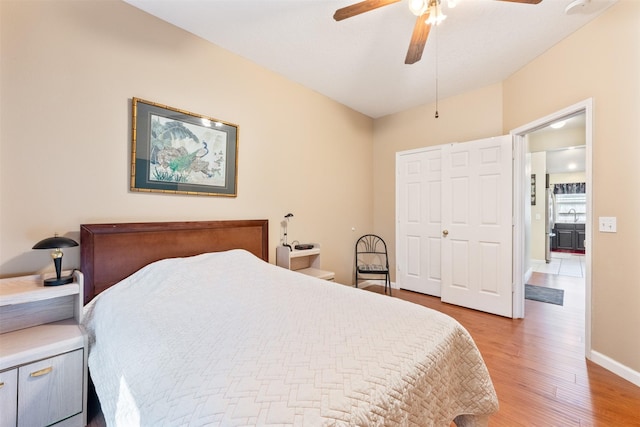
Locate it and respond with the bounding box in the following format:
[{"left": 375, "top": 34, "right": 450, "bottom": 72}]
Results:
[
  {"left": 30, "top": 367, "right": 53, "bottom": 377},
  {"left": 0, "top": 382, "right": 4, "bottom": 388}
]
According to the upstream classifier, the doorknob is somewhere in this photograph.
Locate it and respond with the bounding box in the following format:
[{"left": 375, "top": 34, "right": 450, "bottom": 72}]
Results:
[{"left": 442, "top": 229, "right": 449, "bottom": 237}]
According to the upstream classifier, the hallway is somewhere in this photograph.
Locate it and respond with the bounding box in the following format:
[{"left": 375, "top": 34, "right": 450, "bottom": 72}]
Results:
[
  {"left": 528, "top": 252, "right": 585, "bottom": 311},
  {"left": 531, "top": 252, "right": 585, "bottom": 278}
]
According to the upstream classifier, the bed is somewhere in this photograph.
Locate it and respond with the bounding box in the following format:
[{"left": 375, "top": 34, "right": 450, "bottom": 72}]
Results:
[{"left": 80, "top": 220, "right": 498, "bottom": 426}]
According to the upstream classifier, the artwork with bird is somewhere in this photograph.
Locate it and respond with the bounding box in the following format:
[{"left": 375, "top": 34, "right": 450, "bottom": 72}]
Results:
[{"left": 149, "top": 115, "right": 227, "bottom": 186}]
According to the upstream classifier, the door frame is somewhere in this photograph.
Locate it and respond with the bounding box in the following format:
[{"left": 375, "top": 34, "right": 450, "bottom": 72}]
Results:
[{"left": 511, "top": 98, "right": 593, "bottom": 358}]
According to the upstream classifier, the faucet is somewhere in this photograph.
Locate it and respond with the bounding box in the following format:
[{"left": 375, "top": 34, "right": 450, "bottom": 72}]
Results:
[{"left": 568, "top": 208, "right": 577, "bottom": 222}]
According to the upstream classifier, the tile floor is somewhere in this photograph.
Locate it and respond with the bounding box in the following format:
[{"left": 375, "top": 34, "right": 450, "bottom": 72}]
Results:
[{"left": 531, "top": 251, "right": 585, "bottom": 278}]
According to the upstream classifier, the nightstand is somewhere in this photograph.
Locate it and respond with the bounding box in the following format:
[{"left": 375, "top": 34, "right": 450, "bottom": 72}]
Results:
[
  {"left": 0, "top": 271, "right": 87, "bottom": 427},
  {"left": 276, "top": 244, "right": 335, "bottom": 280}
]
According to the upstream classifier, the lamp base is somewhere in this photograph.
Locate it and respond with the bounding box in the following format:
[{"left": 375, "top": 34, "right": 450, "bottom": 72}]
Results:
[{"left": 43, "top": 275, "right": 74, "bottom": 286}]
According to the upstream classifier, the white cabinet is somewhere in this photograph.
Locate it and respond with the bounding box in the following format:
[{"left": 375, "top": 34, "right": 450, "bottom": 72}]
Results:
[
  {"left": 18, "top": 349, "right": 84, "bottom": 427},
  {"left": 276, "top": 245, "right": 335, "bottom": 280},
  {"left": 0, "top": 272, "right": 87, "bottom": 427},
  {"left": 0, "top": 369, "right": 17, "bottom": 427}
]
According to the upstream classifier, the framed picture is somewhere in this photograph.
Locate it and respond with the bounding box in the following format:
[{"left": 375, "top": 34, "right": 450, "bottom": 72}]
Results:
[
  {"left": 131, "top": 98, "right": 238, "bottom": 197},
  {"left": 530, "top": 174, "right": 536, "bottom": 206}
]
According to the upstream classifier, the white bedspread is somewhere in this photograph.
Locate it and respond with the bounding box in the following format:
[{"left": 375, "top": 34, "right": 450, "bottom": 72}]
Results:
[{"left": 82, "top": 250, "right": 498, "bottom": 426}]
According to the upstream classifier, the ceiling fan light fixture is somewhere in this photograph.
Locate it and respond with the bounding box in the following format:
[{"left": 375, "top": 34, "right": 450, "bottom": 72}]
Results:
[
  {"left": 408, "top": 0, "right": 428, "bottom": 16},
  {"left": 425, "top": 0, "right": 446, "bottom": 25}
]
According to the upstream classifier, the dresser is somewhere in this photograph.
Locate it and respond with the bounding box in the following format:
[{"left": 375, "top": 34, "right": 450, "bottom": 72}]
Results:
[{"left": 0, "top": 272, "right": 87, "bottom": 427}]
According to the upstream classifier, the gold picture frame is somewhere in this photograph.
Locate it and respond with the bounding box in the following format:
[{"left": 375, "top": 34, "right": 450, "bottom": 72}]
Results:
[{"left": 131, "top": 98, "right": 238, "bottom": 197}]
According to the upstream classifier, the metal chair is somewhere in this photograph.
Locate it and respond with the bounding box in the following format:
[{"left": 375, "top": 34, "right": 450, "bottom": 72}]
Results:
[{"left": 355, "top": 234, "right": 391, "bottom": 295}]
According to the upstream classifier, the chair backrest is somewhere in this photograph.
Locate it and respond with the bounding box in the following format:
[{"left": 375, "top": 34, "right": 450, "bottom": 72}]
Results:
[{"left": 355, "top": 234, "right": 389, "bottom": 269}]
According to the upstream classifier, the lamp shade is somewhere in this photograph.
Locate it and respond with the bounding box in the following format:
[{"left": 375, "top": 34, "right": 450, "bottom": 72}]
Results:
[{"left": 33, "top": 236, "right": 78, "bottom": 250}]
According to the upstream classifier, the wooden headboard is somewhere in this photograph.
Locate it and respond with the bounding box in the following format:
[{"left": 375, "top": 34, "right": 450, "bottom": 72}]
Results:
[{"left": 80, "top": 220, "right": 269, "bottom": 304}]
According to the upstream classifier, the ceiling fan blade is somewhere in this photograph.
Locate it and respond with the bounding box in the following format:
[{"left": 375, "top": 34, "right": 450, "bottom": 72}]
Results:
[
  {"left": 333, "top": 0, "right": 401, "bottom": 21},
  {"left": 405, "top": 13, "right": 431, "bottom": 65},
  {"left": 496, "top": 0, "right": 542, "bottom": 4}
]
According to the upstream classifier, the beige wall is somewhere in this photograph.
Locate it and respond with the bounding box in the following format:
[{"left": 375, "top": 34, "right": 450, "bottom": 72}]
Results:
[
  {"left": 503, "top": 0, "right": 640, "bottom": 374},
  {"left": 0, "top": 1, "right": 374, "bottom": 285},
  {"left": 373, "top": 83, "right": 504, "bottom": 274}
]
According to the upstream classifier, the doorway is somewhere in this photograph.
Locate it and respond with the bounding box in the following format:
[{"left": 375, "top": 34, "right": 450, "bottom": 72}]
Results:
[
  {"left": 512, "top": 99, "right": 593, "bottom": 358},
  {"left": 528, "top": 113, "right": 586, "bottom": 316}
]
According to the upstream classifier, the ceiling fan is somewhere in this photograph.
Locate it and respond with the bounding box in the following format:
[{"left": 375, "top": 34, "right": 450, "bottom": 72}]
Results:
[{"left": 333, "top": 0, "right": 542, "bottom": 65}]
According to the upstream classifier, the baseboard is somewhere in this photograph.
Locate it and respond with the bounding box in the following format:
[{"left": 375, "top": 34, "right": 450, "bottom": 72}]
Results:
[
  {"left": 589, "top": 350, "right": 640, "bottom": 388},
  {"left": 356, "top": 279, "right": 398, "bottom": 290}
]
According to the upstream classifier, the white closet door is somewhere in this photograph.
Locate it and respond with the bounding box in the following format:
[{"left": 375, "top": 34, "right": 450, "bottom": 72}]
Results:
[
  {"left": 396, "top": 147, "right": 442, "bottom": 296},
  {"left": 440, "top": 136, "right": 513, "bottom": 317}
]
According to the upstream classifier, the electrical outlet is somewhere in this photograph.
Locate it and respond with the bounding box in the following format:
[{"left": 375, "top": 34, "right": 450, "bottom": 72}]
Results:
[{"left": 598, "top": 216, "right": 617, "bottom": 233}]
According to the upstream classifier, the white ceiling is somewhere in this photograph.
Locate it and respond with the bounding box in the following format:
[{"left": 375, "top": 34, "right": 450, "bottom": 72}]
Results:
[{"left": 123, "top": 0, "right": 616, "bottom": 118}]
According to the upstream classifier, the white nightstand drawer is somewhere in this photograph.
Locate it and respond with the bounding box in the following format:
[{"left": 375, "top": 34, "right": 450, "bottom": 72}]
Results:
[
  {"left": 0, "top": 368, "right": 17, "bottom": 427},
  {"left": 18, "top": 349, "right": 84, "bottom": 427}
]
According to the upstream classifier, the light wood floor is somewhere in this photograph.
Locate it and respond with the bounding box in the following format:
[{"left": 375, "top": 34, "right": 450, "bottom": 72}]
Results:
[{"left": 365, "top": 272, "right": 640, "bottom": 426}]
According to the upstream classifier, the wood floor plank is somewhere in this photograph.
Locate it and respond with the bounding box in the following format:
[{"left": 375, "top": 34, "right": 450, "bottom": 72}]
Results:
[{"left": 364, "top": 273, "right": 640, "bottom": 426}]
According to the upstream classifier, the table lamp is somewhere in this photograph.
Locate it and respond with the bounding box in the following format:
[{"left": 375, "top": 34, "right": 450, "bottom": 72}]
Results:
[
  {"left": 32, "top": 234, "right": 79, "bottom": 286},
  {"left": 283, "top": 213, "right": 293, "bottom": 251}
]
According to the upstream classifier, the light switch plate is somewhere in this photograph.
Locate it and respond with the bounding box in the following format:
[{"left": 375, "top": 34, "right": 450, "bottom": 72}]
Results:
[{"left": 599, "top": 216, "right": 617, "bottom": 233}]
